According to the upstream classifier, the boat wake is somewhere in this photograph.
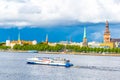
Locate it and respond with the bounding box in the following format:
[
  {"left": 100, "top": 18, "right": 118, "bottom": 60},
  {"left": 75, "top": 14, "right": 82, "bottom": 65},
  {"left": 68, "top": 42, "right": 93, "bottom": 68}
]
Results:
[{"left": 72, "top": 65, "right": 120, "bottom": 72}]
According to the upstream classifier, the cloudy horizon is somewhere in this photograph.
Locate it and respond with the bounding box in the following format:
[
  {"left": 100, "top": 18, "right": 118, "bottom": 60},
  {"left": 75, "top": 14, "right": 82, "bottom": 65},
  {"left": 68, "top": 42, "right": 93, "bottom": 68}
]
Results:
[{"left": 0, "top": 0, "right": 120, "bottom": 27}]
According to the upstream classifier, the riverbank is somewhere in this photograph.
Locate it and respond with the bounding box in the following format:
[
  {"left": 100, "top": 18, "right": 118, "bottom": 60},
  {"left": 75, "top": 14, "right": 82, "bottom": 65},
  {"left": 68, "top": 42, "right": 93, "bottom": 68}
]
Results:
[
  {"left": 43, "top": 52, "right": 120, "bottom": 56},
  {"left": 73, "top": 53, "right": 120, "bottom": 56},
  {"left": 0, "top": 50, "right": 120, "bottom": 56}
]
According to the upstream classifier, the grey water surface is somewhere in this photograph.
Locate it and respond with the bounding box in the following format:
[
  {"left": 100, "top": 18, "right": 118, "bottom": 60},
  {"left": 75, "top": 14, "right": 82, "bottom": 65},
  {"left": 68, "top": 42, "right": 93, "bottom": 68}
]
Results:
[{"left": 0, "top": 52, "right": 120, "bottom": 80}]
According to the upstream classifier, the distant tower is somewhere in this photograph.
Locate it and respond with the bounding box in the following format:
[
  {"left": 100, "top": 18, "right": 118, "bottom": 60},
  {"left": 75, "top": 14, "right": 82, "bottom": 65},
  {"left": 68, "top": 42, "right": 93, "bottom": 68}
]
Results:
[
  {"left": 104, "top": 20, "right": 111, "bottom": 43},
  {"left": 18, "top": 32, "right": 21, "bottom": 44},
  {"left": 82, "top": 26, "right": 88, "bottom": 47},
  {"left": 46, "top": 34, "right": 48, "bottom": 44},
  {"left": 70, "top": 36, "right": 72, "bottom": 43}
]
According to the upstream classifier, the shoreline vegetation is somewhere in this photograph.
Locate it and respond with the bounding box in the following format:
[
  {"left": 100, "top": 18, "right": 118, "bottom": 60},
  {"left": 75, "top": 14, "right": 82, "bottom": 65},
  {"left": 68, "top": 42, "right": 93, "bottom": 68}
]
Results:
[{"left": 0, "top": 43, "right": 120, "bottom": 56}]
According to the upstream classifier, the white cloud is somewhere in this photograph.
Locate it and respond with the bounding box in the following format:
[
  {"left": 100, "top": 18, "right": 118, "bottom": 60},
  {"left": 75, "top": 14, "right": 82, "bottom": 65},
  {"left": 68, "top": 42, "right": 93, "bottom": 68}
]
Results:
[
  {"left": 5, "top": 0, "right": 29, "bottom": 3},
  {"left": 0, "top": 0, "right": 120, "bottom": 27}
]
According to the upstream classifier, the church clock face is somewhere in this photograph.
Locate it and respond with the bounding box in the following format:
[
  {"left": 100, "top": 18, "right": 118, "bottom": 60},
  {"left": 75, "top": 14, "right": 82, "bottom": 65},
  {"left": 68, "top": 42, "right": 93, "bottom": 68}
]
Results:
[
  {"left": 104, "top": 34, "right": 110, "bottom": 42},
  {"left": 105, "top": 37, "right": 109, "bottom": 40}
]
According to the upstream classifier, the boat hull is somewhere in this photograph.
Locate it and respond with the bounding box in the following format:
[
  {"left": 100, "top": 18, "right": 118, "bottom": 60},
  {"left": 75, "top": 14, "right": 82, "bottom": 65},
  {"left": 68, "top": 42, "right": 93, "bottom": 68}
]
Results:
[
  {"left": 27, "top": 61, "right": 73, "bottom": 67},
  {"left": 27, "top": 50, "right": 38, "bottom": 53}
]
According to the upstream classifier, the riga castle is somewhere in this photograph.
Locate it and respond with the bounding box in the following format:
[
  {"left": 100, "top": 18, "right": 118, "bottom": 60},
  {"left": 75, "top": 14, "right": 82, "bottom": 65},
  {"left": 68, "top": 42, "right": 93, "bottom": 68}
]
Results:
[{"left": 6, "top": 33, "right": 37, "bottom": 48}]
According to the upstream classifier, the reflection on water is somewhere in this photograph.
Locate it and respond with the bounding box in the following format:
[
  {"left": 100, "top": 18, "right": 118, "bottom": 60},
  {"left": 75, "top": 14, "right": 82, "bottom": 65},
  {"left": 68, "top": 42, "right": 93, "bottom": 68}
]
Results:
[{"left": 0, "top": 52, "right": 120, "bottom": 80}]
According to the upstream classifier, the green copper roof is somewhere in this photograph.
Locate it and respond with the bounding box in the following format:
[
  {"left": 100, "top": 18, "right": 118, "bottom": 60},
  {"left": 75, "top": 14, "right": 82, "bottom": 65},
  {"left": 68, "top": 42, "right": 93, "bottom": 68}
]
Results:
[
  {"left": 83, "top": 26, "right": 86, "bottom": 38},
  {"left": 18, "top": 32, "right": 20, "bottom": 41}
]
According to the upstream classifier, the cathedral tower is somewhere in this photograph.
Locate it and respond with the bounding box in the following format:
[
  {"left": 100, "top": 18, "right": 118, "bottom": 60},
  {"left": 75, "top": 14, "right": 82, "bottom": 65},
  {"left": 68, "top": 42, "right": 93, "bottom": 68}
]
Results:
[{"left": 104, "top": 20, "right": 111, "bottom": 43}]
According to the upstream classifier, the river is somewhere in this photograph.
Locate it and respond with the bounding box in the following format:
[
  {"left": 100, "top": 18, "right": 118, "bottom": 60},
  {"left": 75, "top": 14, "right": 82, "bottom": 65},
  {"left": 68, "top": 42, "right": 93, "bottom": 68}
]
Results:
[{"left": 0, "top": 52, "right": 120, "bottom": 80}]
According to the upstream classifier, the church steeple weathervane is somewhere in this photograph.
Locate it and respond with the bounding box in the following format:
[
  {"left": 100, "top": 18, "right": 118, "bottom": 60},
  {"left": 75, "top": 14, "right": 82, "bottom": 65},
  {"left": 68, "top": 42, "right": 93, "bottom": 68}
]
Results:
[{"left": 105, "top": 20, "right": 110, "bottom": 34}]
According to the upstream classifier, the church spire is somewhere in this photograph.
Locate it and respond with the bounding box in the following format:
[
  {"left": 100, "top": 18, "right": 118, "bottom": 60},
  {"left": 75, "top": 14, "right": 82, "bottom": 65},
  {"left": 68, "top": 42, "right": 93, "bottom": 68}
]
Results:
[
  {"left": 70, "top": 36, "right": 72, "bottom": 43},
  {"left": 106, "top": 20, "right": 109, "bottom": 27},
  {"left": 82, "top": 26, "right": 88, "bottom": 47},
  {"left": 18, "top": 32, "right": 21, "bottom": 44},
  {"left": 83, "top": 26, "right": 86, "bottom": 38},
  {"left": 18, "top": 32, "right": 20, "bottom": 41},
  {"left": 105, "top": 20, "right": 110, "bottom": 34},
  {"left": 46, "top": 34, "right": 48, "bottom": 44}
]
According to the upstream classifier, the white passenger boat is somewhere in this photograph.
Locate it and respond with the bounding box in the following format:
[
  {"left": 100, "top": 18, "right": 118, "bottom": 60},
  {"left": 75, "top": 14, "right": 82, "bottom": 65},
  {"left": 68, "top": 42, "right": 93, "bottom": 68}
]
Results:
[
  {"left": 27, "top": 50, "right": 38, "bottom": 53},
  {"left": 27, "top": 57, "right": 73, "bottom": 67}
]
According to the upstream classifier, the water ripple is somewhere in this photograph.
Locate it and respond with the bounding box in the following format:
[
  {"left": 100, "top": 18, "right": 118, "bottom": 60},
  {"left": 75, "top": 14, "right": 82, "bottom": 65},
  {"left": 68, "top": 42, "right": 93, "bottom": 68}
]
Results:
[{"left": 72, "top": 65, "right": 120, "bottom": 71}]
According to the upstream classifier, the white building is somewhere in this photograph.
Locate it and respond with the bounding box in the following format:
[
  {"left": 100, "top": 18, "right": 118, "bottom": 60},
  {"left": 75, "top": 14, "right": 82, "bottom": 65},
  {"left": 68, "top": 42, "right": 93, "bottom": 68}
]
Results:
[
  {"left": 48, "top": 42, "right": 57, "bottom": 46},
  {"left": 88, "top": 41, "right": 101, "bottom": 48},
  {"left": 32, "top": 40, "right": 37, "bottom": 45},
  {"left": 6, "top": 40, "right": 11, "bottom": 46},
  {"left": 48, "top": 41, "right": 83, "bottom": 47},
  {"left": 6, "top": 39, "right": 38, "bottom": 48},
  {"left": 69, "top": 42, "right": 83, "bottom": 46}
]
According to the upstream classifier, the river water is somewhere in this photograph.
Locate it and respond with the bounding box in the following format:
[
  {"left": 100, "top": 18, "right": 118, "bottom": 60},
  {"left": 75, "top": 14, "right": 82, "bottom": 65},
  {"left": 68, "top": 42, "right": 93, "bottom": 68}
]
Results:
[{"left": 0, "top": 52, "right": 120, "bottom": 80}]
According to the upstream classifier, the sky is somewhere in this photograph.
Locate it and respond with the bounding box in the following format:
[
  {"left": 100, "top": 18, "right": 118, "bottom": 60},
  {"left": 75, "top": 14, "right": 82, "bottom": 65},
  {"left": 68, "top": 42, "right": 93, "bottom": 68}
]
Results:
[{"left": 0, "top": 0, "right": 120, "bottom": 42}]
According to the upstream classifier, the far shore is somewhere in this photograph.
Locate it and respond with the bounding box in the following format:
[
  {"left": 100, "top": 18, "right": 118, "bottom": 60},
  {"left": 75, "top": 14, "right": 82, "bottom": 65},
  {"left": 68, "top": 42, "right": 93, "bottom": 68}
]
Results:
[
  {"left": 43, "top": 52, "right": 120, "bottom": 56},
  {"left": 0, "top": 50, "right": 120, "bottom": 56}
]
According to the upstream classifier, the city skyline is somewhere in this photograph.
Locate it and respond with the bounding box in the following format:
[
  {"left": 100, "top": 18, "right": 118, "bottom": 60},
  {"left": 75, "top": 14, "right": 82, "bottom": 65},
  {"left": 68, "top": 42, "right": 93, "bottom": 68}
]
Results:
[
  {"left": 0, "top": 21, "right": 120, "bottom": 43},
  {"left": 0, "top": 1, "right": 120, "bottom": 80}
]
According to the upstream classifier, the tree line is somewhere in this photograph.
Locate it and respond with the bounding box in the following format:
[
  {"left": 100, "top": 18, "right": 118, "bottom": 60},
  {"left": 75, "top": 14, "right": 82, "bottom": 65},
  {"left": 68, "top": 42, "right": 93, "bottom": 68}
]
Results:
[
  {"left": 12, "top": 43, "right": 120, "bottom": 54},
  {"left": 0, "top": 42, "right": 120, "bottom": 54},
  {"left": 0, "top": 43, "right": 10, "bottom": 50},
  {"left": 13, "top": 43, "right": 64, "bottom": 52}
]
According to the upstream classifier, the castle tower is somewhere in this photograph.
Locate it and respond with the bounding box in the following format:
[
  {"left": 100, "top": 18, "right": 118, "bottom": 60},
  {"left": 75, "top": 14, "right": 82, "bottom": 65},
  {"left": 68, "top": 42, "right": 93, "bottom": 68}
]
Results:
[
  {"left": 82, "top": 26, "right": 88, "bottom": 47},
  {"left": 104, "top": 20, "right": 111, "bottom": 43}
]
